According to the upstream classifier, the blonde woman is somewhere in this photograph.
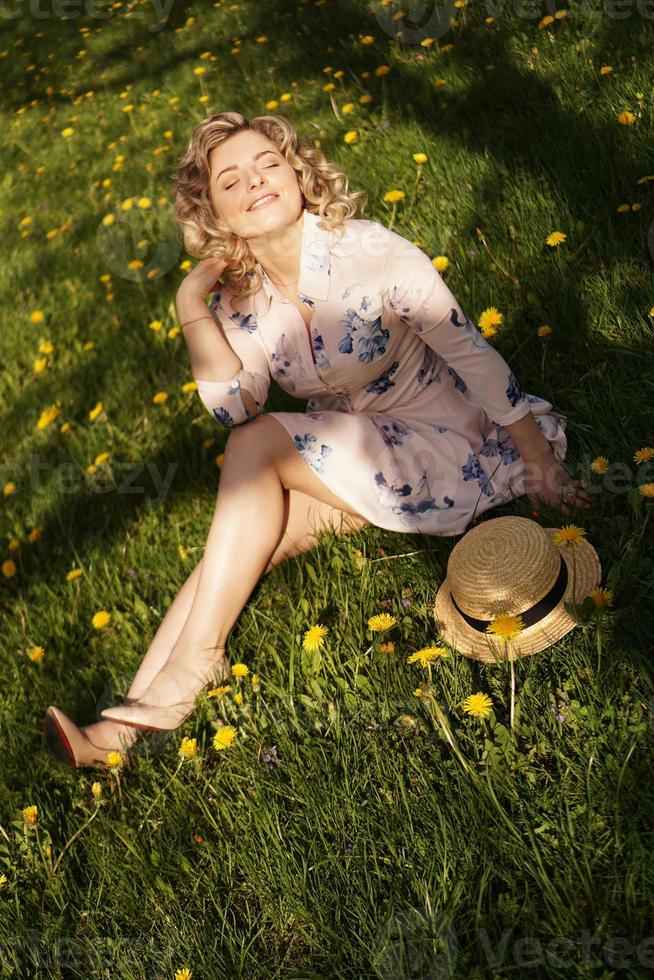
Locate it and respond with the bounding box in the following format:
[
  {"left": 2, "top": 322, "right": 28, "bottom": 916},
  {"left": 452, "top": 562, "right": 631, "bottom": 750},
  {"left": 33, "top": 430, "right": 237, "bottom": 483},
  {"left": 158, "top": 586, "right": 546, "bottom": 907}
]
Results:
[{"left": 44, "top": 112, "right": 591, "bottom": 767}]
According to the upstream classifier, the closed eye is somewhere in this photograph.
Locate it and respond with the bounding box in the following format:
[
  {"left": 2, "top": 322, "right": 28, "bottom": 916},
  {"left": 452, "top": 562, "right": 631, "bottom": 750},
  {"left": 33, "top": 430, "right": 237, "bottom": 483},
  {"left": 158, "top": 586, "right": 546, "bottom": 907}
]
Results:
[{"left": 226, "top": 163, "right": 278, "bottom": 190}]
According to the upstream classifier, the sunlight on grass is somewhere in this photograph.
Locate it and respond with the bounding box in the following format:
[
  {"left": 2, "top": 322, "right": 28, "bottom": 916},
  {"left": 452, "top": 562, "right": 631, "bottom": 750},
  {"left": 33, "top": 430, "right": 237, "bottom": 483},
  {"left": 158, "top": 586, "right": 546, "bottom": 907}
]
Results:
[{"left": 1, "top": 0, "right": 653, "bottom": 975}]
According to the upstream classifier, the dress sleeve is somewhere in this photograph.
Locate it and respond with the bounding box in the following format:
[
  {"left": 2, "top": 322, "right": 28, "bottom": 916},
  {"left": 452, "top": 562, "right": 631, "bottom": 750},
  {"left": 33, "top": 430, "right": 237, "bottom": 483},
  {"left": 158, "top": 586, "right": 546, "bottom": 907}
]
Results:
[
  {"left": 194, "top": 291, "right": 271, "bottom": 428},
  {"left": 381, "top": 229, "right": 531, "bottom": 427}
]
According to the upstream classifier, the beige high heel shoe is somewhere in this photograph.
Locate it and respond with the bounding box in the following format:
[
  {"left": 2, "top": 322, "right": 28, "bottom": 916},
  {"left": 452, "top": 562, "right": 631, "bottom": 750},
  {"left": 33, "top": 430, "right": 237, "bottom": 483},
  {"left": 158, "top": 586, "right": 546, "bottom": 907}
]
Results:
[
  {"left": 44, "top": 706, "right": 143, "bottom": 769},
  {"left": 101, "top": 646, "right": 229, "bottom": 732}
]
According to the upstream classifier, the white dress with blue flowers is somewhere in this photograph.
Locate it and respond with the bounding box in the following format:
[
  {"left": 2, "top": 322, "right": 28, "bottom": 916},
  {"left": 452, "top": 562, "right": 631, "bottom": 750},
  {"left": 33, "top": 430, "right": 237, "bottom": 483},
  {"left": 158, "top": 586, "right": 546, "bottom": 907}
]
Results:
[{"left": 195, "top": 208, "right": 568, "bottom": 537}]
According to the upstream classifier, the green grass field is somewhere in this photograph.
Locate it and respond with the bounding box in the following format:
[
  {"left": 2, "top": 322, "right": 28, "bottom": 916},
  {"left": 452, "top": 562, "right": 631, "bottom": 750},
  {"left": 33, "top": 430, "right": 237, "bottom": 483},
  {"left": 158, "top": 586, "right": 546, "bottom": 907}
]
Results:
[{"left": 1, "top": 0, "right": 654, "bottom": 976}]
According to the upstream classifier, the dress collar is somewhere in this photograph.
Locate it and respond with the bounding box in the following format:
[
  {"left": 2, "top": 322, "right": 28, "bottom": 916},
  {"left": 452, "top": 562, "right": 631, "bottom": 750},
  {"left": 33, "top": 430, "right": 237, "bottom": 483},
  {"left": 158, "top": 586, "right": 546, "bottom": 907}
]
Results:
[{"left": 253, "top": 207, "right": 331, "bottom": 317}]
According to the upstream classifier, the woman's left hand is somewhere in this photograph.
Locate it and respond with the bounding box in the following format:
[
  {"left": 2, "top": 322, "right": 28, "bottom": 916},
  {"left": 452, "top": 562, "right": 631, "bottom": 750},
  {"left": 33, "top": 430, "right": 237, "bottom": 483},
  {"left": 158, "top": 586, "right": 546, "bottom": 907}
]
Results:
[{"left": 524, "top": 454, "right": 594, "bottom": 516}]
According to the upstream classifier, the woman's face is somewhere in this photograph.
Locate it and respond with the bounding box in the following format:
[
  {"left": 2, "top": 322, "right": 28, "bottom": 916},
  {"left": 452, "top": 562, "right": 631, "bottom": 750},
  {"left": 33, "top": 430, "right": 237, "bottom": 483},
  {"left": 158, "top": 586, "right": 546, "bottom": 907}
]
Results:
[{"left": 208, "top": 129, "right": 304, "bottom": 241}]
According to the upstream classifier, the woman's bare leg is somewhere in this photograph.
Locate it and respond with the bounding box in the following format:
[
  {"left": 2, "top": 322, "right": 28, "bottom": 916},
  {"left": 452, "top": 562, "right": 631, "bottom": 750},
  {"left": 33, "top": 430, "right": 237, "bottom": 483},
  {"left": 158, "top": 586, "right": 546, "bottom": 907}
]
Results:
[
  {"left": 91, "top": 436, "right": 367, "bottom": 737},
  {"left": 121, "top": 488, "right": 366, "bottom": 702},
  {"left": 101, "top": 416, "right": 368, "bottom": 723}
]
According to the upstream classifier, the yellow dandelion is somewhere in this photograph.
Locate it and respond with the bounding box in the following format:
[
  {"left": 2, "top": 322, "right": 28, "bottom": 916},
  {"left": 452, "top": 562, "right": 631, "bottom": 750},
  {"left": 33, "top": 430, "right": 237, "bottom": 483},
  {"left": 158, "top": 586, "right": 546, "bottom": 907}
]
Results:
[
  {"left": 89, "top": 401, "right": 104, "bottom": 421},
  {"left": 60, "top": 127, "right": 74, "bottom": 137},
  {"left": 153, "top": 391, "right": 168, "bottom": 405},
  {"left": 368, "top": 612, "right": 397, "bottom": 632},
  {"left": 148, "top": 319, "right": 163, "bottom": 331},
  {"left": 360, "top": 93, "right": 373, "bottom": 104},
  {"left": 174, "top": 969, "right": 193, "bottom": 980},
  {"left": 128, "top": 260, "right": 143, "bottom": 270},
  {"left": 413, "top": 688, "right": 425, "bottom": 697},
  {"left": 8, "top": 539, "right": 20, "bottom": 551},
  {"left": 413, "top": 152, "right": 428, "bottom": 165},
  {"left": 342, "top": 102, "right": 355, "bottom": 114},
  {"left": 94, "top": 452, "right": 110, "bottom": 465},
  {"left": 106, "top": 751, "right": 123, "bottom": 768},
  {"left": 91, "top": 782, "right": 102, "bottom": 799},
  {"left": 265, "top": 100, "right": 279, "bottom": 110},
  {"left": 66, "top": 568, "right": 83, "bottom": 581},
  {"left": 38, "top": 339, "right": 54, "bottom": 354},
  {"left": 546, "top": 231, "right": 567, "bottom": 247},
  {"left": 639, "top": 483, "right": 654, "bottom": 498},
  {"left": 344, "top": 131, "right": 358, "bottom": 144},
  {"left": 213, "top": 726, "right": 237, "bottom": 750},
  {"left": 353, "top": 548, "right": 367, "bottom": 572},
  {"left": 233, "top": 692, "right": 243, "bottom": 706},
  {"left": 168, "top": 326, "right": 181, "bottom": 340},
  {"left": 433, "top": 256, "right": 449, "bottom": 272},
  {"left": 618, "top": 111, "right": 636, "bottom": 126},
  {"left": 537, "top": 325, "right": 553, "bottom": 337},
  {"left": 486, "top": 614, "right": 525, "bottom": 640},
  {"left": 178, "top": 544, "right": 187, "bottom": 561},
  {"left": 0, "top": 874, "right": 7, "bottom": 888},
  {"left": 91, "top": 610, "right": 111, "bottom": 629},
  {"left": 30, "top": 310, "right": 45, "bottom": 324},
  {"left": 179, "top": 737, "right": 198, "bottom": 759},
  {"left": 2, "top": 560, "right": 17, "bottom": 578},
  {"left": 207, "top": 685, "right": 232, "bottom": 697},
  {"left": 588, "top": 586, "right": 613, "bottom": 608},
  {"left": 375, "top": 65, "right": 391, "bottom": 76},
  {"left": 478, "top": 307, "right": 503, "bottom": 332},
  {"left": 634, "top": 447, "right": 654, "bottom": 465},
  {"left": 251, "top": 674, "right": 259, "bottom": 685},
  {"left": 303, "top": 624, "right": 328, "bottom": 651},
  {"left": 552, "top": 524, "right": 586, "bottom": 547},
  {"left": 22, "top": 805, "right": 38, "bottom": 825},
  {"left": 26, "top": 646, "right": 45, "bottom": 662},
  {"left": 181, "top": 381, "right": 197, "bottom": 393},
  {"left": 27, "top": 526, "right": 43, "bottom": 543},
  {"left": 231, "top": 662, "right": 249, "bottom": 678},
  {"left": 378, "top": 641, "right": 395, "bottom": 654},
  {"left": 462, "top": 692, "right": 493, "bottom": 719},
  {"left": 590, "top": 456, "right": 609, "bottom": 474},
  {"left": 406, "top": 646, "right": 450, "bottom": 667},
  {"left": 37, "top": 402, "right": 62, "bottom": 430},
  {"left": 34, "top": 358, "right": 47, "bottom": 374},
  {"left": 383, "top": 189, "right": 405, "bottom": 203},
  {"left": 4, "top": 482, "right": 16, "bottom": 495},
  {"left": 361, "top": 34, "right": 375, "bottom": 44}
]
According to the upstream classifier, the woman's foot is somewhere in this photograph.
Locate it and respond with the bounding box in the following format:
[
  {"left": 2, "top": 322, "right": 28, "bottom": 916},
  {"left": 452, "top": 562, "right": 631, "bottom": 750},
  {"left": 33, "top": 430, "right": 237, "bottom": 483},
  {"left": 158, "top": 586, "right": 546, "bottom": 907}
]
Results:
[
  {"left": 44, "top": 706, "right": 143, "bottom": 769},
  {"left": 100, "top": 644, "right": 229, "bottom": 731}
]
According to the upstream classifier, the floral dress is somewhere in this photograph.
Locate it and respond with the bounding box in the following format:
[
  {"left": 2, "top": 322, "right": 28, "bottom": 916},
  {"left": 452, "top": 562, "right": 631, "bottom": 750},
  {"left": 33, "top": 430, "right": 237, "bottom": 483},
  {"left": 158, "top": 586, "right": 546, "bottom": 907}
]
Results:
[{"left": 194, "top": 208, "right": 568, "bottom": 537}]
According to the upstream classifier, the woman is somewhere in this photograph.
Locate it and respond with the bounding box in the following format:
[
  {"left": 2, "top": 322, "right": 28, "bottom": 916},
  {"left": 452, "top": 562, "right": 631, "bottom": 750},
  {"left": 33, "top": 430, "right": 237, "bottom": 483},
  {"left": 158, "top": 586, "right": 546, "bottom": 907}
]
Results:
[{"left": 44, "top": 111, "right": 592, "bottom": 768}]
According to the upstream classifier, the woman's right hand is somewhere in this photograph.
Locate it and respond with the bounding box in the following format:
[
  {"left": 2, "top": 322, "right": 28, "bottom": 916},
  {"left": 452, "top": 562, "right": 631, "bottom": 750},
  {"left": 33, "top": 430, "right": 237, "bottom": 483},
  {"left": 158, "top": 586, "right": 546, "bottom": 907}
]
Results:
[{"left": 177, "top": 256, "right": 229, "bottom": 303}]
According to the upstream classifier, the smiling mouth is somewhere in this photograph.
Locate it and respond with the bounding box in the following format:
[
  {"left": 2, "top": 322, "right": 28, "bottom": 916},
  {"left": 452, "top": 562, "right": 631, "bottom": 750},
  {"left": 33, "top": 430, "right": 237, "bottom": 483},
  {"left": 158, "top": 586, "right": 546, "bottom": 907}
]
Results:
[{"left": 249, "top": 194, "right": 278, "bottom": 211}]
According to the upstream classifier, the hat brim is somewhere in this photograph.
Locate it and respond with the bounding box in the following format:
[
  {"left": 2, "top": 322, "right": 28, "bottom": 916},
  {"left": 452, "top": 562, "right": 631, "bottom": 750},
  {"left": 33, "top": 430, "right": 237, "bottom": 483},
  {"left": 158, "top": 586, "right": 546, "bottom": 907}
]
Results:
[{"left": 433, "top": 529, "right": 602, "bottom": 662}]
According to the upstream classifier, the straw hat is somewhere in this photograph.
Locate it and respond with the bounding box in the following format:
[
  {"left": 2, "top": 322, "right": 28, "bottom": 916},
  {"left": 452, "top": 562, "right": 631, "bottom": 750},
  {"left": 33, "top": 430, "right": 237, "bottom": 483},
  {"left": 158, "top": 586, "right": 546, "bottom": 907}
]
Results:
[{"left": 433, "top": 516, "right": 602, "bottom": 663}]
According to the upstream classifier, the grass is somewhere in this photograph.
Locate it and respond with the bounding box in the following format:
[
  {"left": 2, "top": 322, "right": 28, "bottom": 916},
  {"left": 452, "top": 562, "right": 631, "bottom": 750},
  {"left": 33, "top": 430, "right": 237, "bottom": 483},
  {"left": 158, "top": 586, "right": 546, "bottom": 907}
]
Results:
[{"left": 1, "top": 0, "right": 654, "bottom": 977}]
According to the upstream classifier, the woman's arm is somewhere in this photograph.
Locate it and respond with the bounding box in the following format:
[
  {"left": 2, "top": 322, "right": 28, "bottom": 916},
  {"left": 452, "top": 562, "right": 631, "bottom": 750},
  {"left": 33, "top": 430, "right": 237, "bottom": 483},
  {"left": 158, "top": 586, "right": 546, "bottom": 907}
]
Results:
[
  {"left": 176, "top": 260, "right": 264, "bottom": 422},
  {"left": 177, "top": 285, "right": 243, "bottom": 382},
  {"left": 503, "top": 410, "right": 553, "bottom": 464}
]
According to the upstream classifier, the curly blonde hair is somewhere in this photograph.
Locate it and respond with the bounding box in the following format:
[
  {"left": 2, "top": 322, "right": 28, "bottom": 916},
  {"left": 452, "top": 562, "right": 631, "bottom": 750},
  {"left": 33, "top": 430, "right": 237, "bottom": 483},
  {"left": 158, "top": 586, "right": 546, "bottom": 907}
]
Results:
[{"left": 172, "top": 111, "right": 369, "bottom": 301}]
